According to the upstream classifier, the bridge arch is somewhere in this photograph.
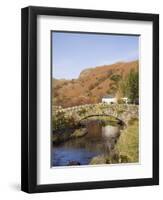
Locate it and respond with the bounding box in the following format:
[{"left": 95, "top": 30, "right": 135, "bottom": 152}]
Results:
[{"left": 79, "top": 114, "right": 125, "bottom": 126}]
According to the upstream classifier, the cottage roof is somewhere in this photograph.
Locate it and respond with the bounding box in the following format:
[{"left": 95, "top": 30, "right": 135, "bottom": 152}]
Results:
[{"left": 102, "top": 95, "right": 115, "bottom": 98}]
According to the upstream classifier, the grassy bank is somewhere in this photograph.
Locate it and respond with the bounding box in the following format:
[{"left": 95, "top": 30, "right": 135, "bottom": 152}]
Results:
[{"left": 115, "top": 119, "right": 139, "bottom": 163}]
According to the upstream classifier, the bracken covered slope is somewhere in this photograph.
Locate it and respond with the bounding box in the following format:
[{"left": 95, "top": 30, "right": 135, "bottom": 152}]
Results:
[{"left": 52, "top": 60, "right": 139, "bottom": 108}]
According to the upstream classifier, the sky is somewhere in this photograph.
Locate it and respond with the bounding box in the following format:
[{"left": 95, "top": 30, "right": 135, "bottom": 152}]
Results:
[{"left": 52, "top": 32, "right": 139, "bottom": 79}]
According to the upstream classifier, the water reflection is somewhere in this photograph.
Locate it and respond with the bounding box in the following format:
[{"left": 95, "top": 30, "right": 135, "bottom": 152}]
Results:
[{"left": 52, "top": 119, "right": 122, "bottom": 166}]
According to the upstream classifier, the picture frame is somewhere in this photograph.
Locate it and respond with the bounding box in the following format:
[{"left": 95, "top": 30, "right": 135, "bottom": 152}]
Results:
[{"left": 21, "top": 6, "right": 159, "bottom": 193}]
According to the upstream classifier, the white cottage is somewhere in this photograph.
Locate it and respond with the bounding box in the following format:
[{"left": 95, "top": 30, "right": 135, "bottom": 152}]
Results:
[{"left": 102, "top": 95, "right": 117, "bottom": 104}]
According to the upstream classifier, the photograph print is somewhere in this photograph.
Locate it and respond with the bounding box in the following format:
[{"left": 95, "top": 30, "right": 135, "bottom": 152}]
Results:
[{"left": 51, "top": 31, "right": 139, "bottom": 167}]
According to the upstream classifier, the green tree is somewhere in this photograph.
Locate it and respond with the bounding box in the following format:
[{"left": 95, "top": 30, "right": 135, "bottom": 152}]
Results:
[
  {"left": 116, "top": 78, "right": 127, "bottom": 100},
  {"left": 107, "top": 70, "right": 139, "bottom": 104},
  {"left": 109, "top": 74, "right": 122, "bottom": 95},
  {"left": 126, "top": 70, "right": 139, "bottom": 103},
  {"left": 110, "top": 74, "right": 121, "bottom": 82}
]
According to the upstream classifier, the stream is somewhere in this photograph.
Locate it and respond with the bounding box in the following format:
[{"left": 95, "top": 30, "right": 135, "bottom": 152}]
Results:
[{"left": 52, "top": 119, "right": 122, "bottom": 166}]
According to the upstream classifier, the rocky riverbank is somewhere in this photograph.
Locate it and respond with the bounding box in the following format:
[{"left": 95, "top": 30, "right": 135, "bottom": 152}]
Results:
[{"left": 52, "top": 127, "right": 88, "bottom": 145}]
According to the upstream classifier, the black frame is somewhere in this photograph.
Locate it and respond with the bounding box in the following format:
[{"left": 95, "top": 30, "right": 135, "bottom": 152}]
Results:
[{"left": 21, "top": 6, "right": 159, "bottom": 193}]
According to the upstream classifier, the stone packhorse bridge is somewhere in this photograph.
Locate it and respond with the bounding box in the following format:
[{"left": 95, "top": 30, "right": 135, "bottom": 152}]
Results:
[{"left": 52, "top": 103, "right": 138, "bottom": 130}]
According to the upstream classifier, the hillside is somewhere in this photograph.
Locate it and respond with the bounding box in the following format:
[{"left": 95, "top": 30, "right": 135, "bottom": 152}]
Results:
[{"left": 52, "top": 60, "right": 139, "bottom": 108}]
